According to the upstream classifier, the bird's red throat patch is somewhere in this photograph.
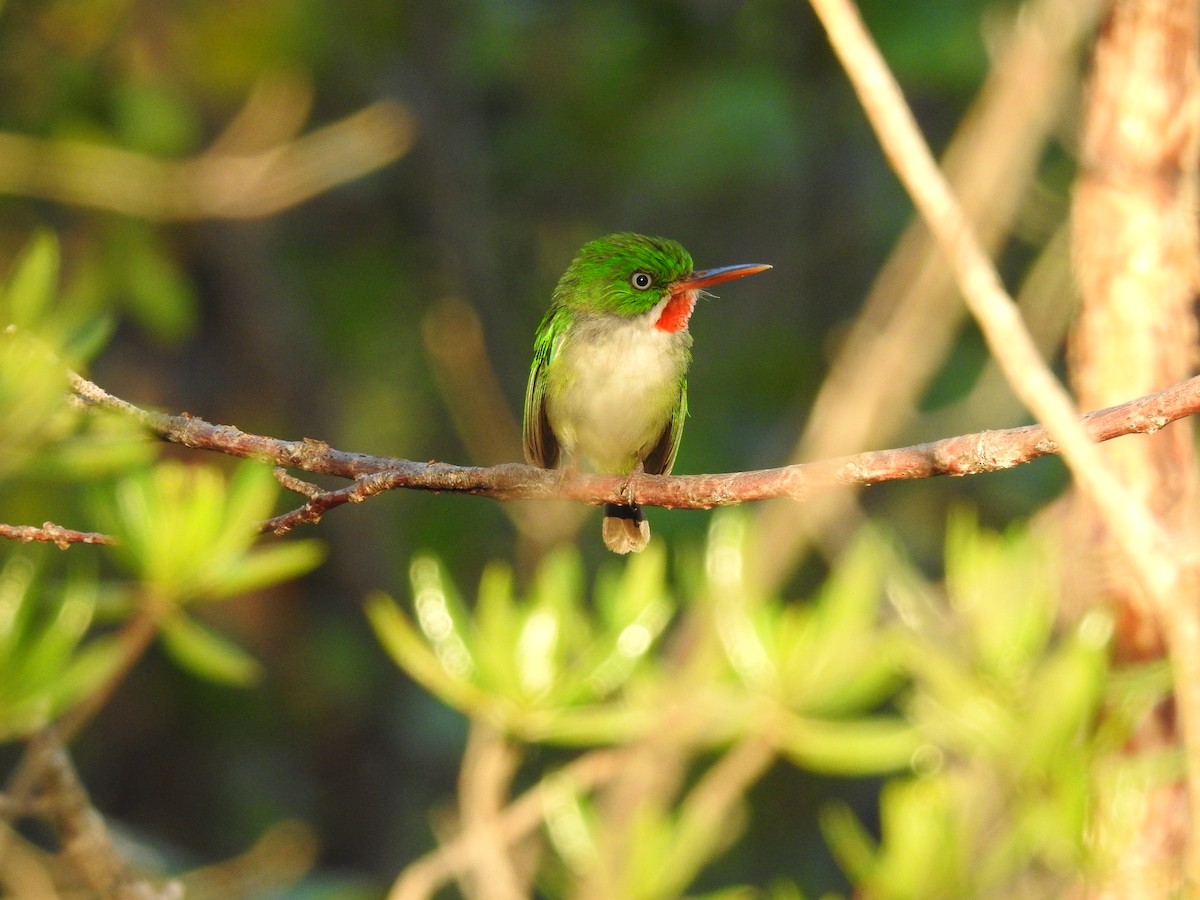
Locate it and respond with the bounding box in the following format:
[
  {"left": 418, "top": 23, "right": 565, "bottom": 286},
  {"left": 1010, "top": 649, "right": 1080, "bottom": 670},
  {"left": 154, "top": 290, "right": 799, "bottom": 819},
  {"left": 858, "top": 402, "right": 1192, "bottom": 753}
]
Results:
[{"left": 654, "top": 290, "right": 697, "bottom": 333}]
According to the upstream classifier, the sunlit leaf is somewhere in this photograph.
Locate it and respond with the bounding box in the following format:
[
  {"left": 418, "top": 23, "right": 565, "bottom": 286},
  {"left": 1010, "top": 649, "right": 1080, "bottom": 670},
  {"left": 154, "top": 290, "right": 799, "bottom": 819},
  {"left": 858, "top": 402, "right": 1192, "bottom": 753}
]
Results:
[
  {"left": 871, "top": 778, "right": 960, "bottom": 896},
  {"left": 59, "top": 313, "right": 116, "bottom": 365},
  {"left": 472, "top": 561, "right": 522, "bottom": 692},
  {"left": 206, "top": 540, "right": 325, "bottom": 599},
  {"left": 160, "top": 611, "right": 263, "bottom": 686},
  {"left": 821, "top": 800, "right": 880, "bottom": 887},
  {"left": 96, "top": 460, "right": 321, "bottom": 604},
  {"left": 1015, "top": 610, "right": 1109, "bottom": 774},
  {"left": 944, "top": 509, "right": 1057, "bottom": 685},
  {"left": 408, "top": 554, "right": 475, "bottom": 680},
  {"left": 0, "top": 553, "right": 126, "bottom": 739},
  {"left": 2, "top": 230, "right": 59, "bottom": 329},
  {"left": 776, "top": 714, "right": 922, "bottom": 775},
  {"left": 26, "top": 412, "right": 156, "bottom": 480},
  {"left": 371, "top": 546, "right": 677, "bottom": 744},
  {"left": 365, "top": 590, "right": 490, "bottom": 716},
  {"left": 0, "top": 328, "right": 71, "bottom": 476},
  {"left": 105, "top": 222, "right": 198, "bottom": 343}
]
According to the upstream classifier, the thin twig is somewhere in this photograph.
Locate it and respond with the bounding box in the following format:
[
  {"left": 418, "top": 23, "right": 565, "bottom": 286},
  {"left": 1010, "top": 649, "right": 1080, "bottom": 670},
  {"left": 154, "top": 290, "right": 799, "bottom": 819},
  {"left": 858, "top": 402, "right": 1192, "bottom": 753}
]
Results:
[
  {"left": 658, "top": 735, "right": 777, "bottom": 895},
  {"left": 1, "top": 731, "right": 179, "bottom": 899},
  {"left": 33, "top": 731, "right": 178, "bottom": 898},
  {"left": 809, "top": 0, "right": 1185, "bottom": 596},
  {"left": 0, "top": 607, "right": 167, "bottom": 884},
  {"left": 178, "top": 820, "right": 317, "bottom": 898},
  {"left": 261, "top": 472, "right": 410, "bottom": 534},
  {"left": 755, "top": 0, "right": 1103, "bottom": 587},
  {"left": 0, "top": 522, "right": 114, "bottom": 548},
  {"left": 454, "top": 724, "right": 528, "bottom": 900},
  {"left": 0, "top": 821, "right": 59, "bottom": 897},
  {"left": 389, "top": 749, "right": 622, "bottom": 900},
  {"left": 273, "top": 468, "right": 323, "bottom": 499}
]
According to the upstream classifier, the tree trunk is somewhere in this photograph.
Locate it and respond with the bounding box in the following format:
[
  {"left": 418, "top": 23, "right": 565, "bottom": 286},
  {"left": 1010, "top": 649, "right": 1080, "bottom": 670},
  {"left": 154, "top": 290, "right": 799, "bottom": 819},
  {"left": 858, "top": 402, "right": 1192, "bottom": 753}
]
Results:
[{"left": 1070, "top": 0, "right": 1200, "bottom": 892}]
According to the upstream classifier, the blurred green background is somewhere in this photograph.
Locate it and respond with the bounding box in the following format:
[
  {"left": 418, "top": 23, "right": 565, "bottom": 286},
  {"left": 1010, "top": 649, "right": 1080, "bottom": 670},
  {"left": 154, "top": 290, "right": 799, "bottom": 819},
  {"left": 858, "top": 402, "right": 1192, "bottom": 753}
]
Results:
[{"left": 0, "top": 0, "right": 1081, "bottom": 894}]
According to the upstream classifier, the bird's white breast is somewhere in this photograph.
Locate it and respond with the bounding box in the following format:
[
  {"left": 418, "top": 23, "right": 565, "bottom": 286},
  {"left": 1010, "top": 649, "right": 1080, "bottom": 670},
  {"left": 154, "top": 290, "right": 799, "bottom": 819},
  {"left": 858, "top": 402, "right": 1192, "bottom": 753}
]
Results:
[{"left": 546, "top": 308, "right": 690, "bottom": 474}]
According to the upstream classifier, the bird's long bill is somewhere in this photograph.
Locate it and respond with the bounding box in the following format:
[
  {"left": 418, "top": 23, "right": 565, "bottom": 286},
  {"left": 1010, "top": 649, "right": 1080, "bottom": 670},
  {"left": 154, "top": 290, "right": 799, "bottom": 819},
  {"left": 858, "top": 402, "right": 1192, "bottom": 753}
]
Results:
[{"left": 674, "top": 262, "right": 772, "bottom": 292}]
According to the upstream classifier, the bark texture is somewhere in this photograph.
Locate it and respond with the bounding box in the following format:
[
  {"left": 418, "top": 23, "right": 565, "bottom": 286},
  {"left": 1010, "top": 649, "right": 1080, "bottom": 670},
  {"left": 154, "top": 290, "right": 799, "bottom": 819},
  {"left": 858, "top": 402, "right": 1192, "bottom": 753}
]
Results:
[{"left": 1069, "top": 0, "right": 1200, "bottom": 892}]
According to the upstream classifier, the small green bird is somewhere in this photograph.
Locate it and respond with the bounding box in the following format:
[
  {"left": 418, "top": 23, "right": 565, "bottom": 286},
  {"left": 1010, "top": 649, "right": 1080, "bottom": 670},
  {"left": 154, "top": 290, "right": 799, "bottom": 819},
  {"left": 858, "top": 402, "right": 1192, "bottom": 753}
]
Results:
[{"left": 523, "top": 233, "right": 770, "bottom": 553}]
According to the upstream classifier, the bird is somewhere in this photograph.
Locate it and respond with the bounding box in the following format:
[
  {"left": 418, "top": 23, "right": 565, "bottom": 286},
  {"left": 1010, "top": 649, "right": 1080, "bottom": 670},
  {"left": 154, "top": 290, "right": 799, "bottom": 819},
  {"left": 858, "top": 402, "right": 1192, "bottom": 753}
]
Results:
[{"left": 522, "top": 232, "right": 770, "bottom": 553}]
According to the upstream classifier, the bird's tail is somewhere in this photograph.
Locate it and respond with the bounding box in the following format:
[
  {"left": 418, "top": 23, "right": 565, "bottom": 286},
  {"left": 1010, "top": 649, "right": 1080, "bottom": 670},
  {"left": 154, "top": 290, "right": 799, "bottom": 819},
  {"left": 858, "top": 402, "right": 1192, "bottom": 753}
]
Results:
[{"left": 602, "top": 503, "right": 650, "bottom": 554}]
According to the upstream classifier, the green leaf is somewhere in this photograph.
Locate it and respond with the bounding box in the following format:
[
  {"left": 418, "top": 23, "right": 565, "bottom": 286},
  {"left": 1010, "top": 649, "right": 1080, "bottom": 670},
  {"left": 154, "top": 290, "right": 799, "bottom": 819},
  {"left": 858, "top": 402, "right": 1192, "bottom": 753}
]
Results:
[
  {"left": 820, "top": 800, "right": 880, "bottom": 887},
  {"left": 41, "top": 634, "right": 126, "bottom": 717},
  {"left": 809, "top": 528, "right": 893, "bottom": 639},
  {"left": 776, "top": 714, "right": 923, "bottom": 775},
  {"left": 365, "top": 591, "right": 488, "bottom": 715},
  {"left": 571, "top": 544, "right": 672, "bottom": 703},
  {"left": 515, "top": 600, "right": 563, "bottom": 698},
  {"left": 407, "top": 554, "right": 476, "bottom": 679},
  {"left": 1015, "top": 610, "right": 1109, "bottom": 774},
  {"left": 206, "top": 540, "right": 325, "bottom": 599},
  {"left": 835, "top": 513, "right": 1107, "bottom": 896},
  {"left": 96, "top": 460, "right": 321, "bottom": 604},
  {"left": 60, "top": 313, "right": 116, "bottom": 366},
  {"left": 26, "top": 412, "right": 156, "bottom": 480},
  {"left": 541, "top": 770, "right": 601, "bottom": 871},
  {"left": 0, "top": 326, "right": 71, "bottom": 476},
  {"left": 369, "top": 545, "right": 677, "bottom": 743},
  {"left": 2, "top": 231, "right": 59, "bottom": 329},
  {"left": 943, "top": 509, "right": 1056, "bottom": 684},
  {"left": 159, "top": 612, "right": 263, "bottom": 686},
  {"left": 110, "top": 80, "right": 202, "bottom": 156},
  {"left": 532, "top": 545, "right": 588, "bottom": 655},
  {"left": 596, "top": 535, "right": 668, "bottom": 629},
  {"left": 0, "top": 553, "right": 126, "bottom": 739},
  {"left": 512, "top": 702, "right": 657, "bottom": 745},
  {"left": 111, "top": 223, "right": 198, "bottom": 343},
  {"left": 827, "top": 778, "right": 966, "bottom": 898},
  {"left": 472, "top": 561, "right": 522, "bottom": 692}
]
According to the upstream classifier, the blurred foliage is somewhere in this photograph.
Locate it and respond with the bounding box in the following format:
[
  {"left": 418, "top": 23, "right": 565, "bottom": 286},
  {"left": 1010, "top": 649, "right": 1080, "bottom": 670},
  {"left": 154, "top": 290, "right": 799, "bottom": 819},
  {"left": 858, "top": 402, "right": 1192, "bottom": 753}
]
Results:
[
  {"left": 0, "top": 0, "right": 1153, "bottom": 897},
  {"left": 823, "top": 514, "right": 1120, "bottom": 898},
  {"left": 92, "top": 460, "right": 324, "bottom": 685},
  {"left": 377, "top": 512, "right": 1150, "bottom": 896},
  {"left": 0, "top": 233, "right": 124, "bottom": 478},
  {"left": 0, "top": 232, "right": 325, "bottom": 871},
  {"left": 96, "top": 461, "right": 323, "bottom": 608},
  {"left": 369, "top": 544, "right": 673, "bottom": 743},
  {"left": 0, "top": 552, "right": 124, "bottom": 740}
]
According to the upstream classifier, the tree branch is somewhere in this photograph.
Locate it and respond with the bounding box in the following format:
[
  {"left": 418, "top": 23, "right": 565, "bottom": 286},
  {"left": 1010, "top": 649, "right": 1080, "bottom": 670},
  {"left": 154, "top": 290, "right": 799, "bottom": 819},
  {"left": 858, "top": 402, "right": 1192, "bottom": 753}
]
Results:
[
  {"left": 60, "top": 371, "right": 1200, "bottom": 528},
  {"left": 0, "top": 523, "right": 114, "bottom": 548},
  {"left": 809, "top": 0, "right": 1190, "bottom": 597},
  {"left": 754, "top": 0, "right": 1103, "bottom": 589},
  {"left": 1, "top": 731, "right": 177, "bottom": 898},
  {"left": 389, "top": 749, "right": 622, "bottom": 900}
]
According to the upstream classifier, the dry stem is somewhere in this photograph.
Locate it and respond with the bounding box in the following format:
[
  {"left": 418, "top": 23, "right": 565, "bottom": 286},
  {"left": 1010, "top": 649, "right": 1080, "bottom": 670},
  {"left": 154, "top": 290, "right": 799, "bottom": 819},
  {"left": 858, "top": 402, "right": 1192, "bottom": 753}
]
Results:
[
  {"left": 0, "top": 72, "right": 415, "bottom": 220},
  {"left": 754, "top": 0, "right": 1104, "bottom": 588}
]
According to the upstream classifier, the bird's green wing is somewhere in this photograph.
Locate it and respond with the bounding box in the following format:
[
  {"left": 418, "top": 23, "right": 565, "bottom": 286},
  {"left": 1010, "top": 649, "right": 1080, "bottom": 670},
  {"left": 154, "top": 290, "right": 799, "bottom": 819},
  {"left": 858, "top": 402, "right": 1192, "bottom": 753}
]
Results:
[
  {"left": 522, "top": 306, "right": 564, "bottom": 469},
  {"left": 642, "top": 379, "right": 687, "bottom": 476}
]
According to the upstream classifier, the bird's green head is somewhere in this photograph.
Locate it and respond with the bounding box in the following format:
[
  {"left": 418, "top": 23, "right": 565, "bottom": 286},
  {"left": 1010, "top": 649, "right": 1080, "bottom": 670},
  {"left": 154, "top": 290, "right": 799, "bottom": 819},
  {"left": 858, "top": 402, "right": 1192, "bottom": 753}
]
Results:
[
  {"left": 551, "top": 233, "right": 771, "bottom": 331},
  {"left": 552, "top": 233, "right": 694, "bottom": 317}
]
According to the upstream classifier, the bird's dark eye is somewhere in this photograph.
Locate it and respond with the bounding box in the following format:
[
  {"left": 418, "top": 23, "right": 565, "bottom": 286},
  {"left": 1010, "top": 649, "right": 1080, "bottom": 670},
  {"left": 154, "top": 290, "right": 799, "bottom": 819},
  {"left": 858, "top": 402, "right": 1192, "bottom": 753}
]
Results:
[{"left": 630, "top": 271, "right": 653, "bottom": 290}]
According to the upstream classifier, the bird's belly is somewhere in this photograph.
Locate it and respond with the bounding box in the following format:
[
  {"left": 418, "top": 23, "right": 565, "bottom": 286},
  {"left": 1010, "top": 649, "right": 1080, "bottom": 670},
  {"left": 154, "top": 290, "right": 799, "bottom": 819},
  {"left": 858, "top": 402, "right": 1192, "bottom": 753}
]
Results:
[{"left": 548, "top": 320, "right": 687, "bottom": 474}]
